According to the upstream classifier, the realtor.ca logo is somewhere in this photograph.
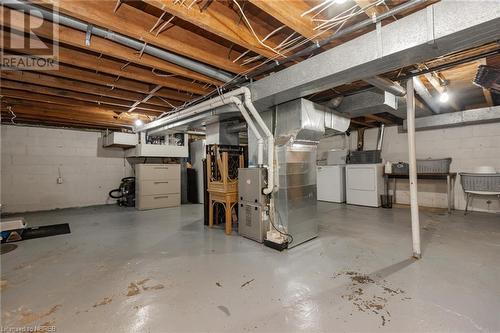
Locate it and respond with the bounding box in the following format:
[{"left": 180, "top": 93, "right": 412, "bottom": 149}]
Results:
[{"left": 1, "top": 2, "right": 59, "bottom": 70}]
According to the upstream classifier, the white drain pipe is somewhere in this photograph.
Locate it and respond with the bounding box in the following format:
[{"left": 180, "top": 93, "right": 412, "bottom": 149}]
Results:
[
  {"left": 407, "top": 78, "right": 421, "bottom": 259},
  {"left": 242, "top": 91, "right": 274, "bottom": 195},
  {"left": 232, "top": 97, "right": 264, "bottom": 167},
  {"left": 137, "top": 87, "right": 274, "bottom": 194}
]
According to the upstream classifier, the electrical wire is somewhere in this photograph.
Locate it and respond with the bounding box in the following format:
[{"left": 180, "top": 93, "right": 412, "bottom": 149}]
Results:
[
  {"left": 8, "top": 106, "right": 16, "bottom": 124},
  {"left": 155, "top": 0, "right": 388, "bottom": 120},
  {"left": 269, "top": 206, "right": 293, "bottom": 245},
  {"left": 231, "top": 0, "right": 286, "bottom": 58}
]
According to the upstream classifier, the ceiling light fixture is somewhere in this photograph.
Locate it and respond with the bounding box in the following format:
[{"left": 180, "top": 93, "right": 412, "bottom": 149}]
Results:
[
  {"left": 134, "top": 119, "right": 143, "bottom": 127},
  {"left": 439, "top": 91, "right": 449, "bottom": 103}
]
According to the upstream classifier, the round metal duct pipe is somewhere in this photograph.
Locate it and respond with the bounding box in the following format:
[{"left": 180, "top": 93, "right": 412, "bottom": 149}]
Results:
[{"left": 3, "top": 0, "right": 235, "bottom": 83}]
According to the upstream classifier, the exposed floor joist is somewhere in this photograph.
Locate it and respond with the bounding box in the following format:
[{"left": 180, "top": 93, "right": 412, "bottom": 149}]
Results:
[
  {"left": 2, "top": 7, "right": 222, "bottom": 86},
  {"left": 38, "top": 0, "right": 247, "bottom": 74},
  {"left": 4, "top": 29, "right": 210, "bottom": 96},
  {"left": 248, "top": 0, "right": 319, "bottom": 41},
  {"left": 143, "top": 0, "right": 282, "bottom": 60},
  {"left": 1, "top": 70, "right": 171, "bottom": 109},
  {"left": 2, "top": 80, "right": 182, "bottom": 113}
]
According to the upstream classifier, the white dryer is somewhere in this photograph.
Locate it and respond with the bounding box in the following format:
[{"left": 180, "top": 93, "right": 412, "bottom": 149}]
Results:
[{"left": 345, "top": 164, "right": 384, "bottom": 207}]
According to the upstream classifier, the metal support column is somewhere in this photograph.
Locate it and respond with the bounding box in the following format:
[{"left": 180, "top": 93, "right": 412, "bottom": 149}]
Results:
[{"left": 407, "top": 78, "right": 421, "bottom": 259}]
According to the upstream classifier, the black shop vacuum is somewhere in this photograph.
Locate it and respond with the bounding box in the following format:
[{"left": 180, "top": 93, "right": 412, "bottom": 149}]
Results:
[{"left": 109, "top": 177, "right": 136, "bottom": 207}]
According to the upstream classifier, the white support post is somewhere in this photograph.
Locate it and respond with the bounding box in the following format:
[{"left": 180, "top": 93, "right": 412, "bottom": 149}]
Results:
[{"left": 407, "top": 78, "right": 421, "bottom": 259}]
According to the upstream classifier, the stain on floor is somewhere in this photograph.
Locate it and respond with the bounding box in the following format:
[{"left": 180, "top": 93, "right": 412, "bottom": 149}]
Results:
[
  {"left": 93, "top": 297, "right": 113, "bottom": 308},
  {"left": 334, "top": 271, "right": 411, "bottom": 327},
  {"left": 217, "top": 305, "right": 231, "bottom": 316},
  {"left": 241, "top": 279, "right": 255, "bottom": 288},
  {"left": 126, "top": 283, "right": 141, "bottom": 297},
  {"left": 13, "top": 304, "right": 62, "bottom": 326}
]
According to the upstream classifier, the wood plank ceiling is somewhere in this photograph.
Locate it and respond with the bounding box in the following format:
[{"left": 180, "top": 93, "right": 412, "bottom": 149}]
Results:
[{"left": 0, "top": 0, "right": 498, "bottom": 130}]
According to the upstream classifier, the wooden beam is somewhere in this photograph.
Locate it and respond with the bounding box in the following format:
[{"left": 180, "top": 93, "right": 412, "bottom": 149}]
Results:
[
  {"left": 350, "top": 118, "right": 376, "bottom": 128},
  {"left": 2, "top": 7, "right": 222, "bottom": 86},
  {"left": 478, "top": 59, "right": 494, "bottom": 106},
  {"left": 0, "top": 70, "right": 168, "bottom": 108},
  {"left": 43, "top": 64, "right": 193, "bottom": 102},
  {"left": 248, "top": 0, "right": 318, "bottom": 40},
  {"left": 0, "top": 88, "right": 164, "bottom": 116},
  {"left": 354, "top": 0, "right": 388, "bottom": 19},
  {"left": 0, "top": 81, "right": 177, "bottom": 112},
  {"left": 1, "top": 99, "right": 147, "bottom": 128},
  {"left": 365, "top": 114, "right": 393, "bottom": 125},
  {"left": 39, "top": 0, "right": 246, "bottom": 74},
  {"left": 3, "top": 31, "right": 210, "bottom": 95},
  {"left": 143, "top": 0, "right": 281, "bottom": 59}
]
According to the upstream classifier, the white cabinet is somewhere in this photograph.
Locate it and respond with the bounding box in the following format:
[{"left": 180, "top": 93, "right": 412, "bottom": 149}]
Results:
[
  {"left": 136, "top": 164, "right": 181, "bottom": 210},
  {"left": 346, "top": 164, "right": 384, "bottom": 207},
  {"left": 103, "top": 132, "right": 138, "bottom": 148},
  {"left": 317, "top": 165, "right": 346, "bottom": 203},
  {"left": 125, "top": 143, "right": 188, "bottom": 158}
]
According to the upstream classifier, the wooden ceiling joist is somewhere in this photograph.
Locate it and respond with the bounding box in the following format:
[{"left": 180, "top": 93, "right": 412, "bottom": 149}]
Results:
[
  {"left": 142, "top": 0, "right": 282, "bottom": 59},
  {"left": 38, "top": 0, "right": 246, "bottom": 74},
  {"left": 365, "top": 114, "right": 393, "bottom": 125},
  {"left": 354, "top": 0, "right": 388, "bottom": 19},
  {"left": 43, "top": 64, "right": 193, "bottom": 102},
  {"left": 248, "top": 0, "right": 318, "bottom": 40},
  {"left": 1, "top": 70, "right": 169, "bottom": 108},
  {"left": 0, "top": 88, "right": 164, "bottom": 115},
  {"left": 3, "top": 31, "right": 210, "bottom": 95},
  {"left": 0, "top": 80, "right": 177, "bottom": 113},
  {"left": 1, "top": 99, "right": 145, "bottom": 128},
  {"left": 2, "top": 7, "right": 222, "bottom": 86}
]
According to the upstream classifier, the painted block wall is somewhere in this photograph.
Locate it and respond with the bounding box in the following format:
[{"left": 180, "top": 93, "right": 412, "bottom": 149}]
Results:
[
  {"left": 318, "top": 123, "right": 500, "bottom": 213},
  {"left": 1, "top": 125, "right": 133, "bottom": 213}
]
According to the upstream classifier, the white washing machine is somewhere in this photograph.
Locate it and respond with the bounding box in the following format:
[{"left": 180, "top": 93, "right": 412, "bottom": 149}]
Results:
[
  {"left": 346, "top": 164, "right": 384, "bottom": 207},
  {"left": 317, "top": 165, "right": 346, "bottom": 203}
]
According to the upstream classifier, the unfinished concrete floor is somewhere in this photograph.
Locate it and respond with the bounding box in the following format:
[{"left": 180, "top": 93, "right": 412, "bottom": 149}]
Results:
[{"left": 1, "top": 203, "right": 499, "bottom": 332}]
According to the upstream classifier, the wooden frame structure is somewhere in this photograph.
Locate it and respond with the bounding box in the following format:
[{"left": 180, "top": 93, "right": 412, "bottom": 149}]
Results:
[{"left": 206, "top": 145, "right": 245, "bottom": 235}]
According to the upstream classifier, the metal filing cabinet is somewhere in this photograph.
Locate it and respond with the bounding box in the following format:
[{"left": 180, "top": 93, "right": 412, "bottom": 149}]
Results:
[
  {"left": 238, "top": 168, "right": 269, "bottom": 243},
  {"left": 136, "top": 164, "right": 181, "bottom": 210}
]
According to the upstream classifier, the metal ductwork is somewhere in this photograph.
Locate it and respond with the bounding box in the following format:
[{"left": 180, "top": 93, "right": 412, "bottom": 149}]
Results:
[
  {"left": 226, "top": 122, "right": 247, "bottom": 133},
  {"left": 246, "top": 0, "right": 427, "bottom": 82},
  {"left": 2, "top": 0, "right": 234, "bottom": 83},
  {"left": 325, "top": 96, "right": 344, "bottom": 109},
  {"left": 275, "top": 98, "right": 350, "bottom": 144},
  {"left": 363, "top": 76, "right": 407, "bottom": 97},
  {"left": 250, "top": 1, "right": 500, "bottom": 109},
  {"left": 335, "top": 90, "right": 432, "bottom": 119},
  {"left": 403, "top": 105, "right": 500, "bottom": 131},
  {"left": 271, "top": 98, "right": 349, "bottom": 248}
]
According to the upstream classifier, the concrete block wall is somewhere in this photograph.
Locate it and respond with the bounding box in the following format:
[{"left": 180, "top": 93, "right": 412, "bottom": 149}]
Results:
[
  {"left": 1, "top": 125, "right": 132, "bottom": 213},
  {"left": 318, "top": 123, "right": 500, "bottom": 213}
]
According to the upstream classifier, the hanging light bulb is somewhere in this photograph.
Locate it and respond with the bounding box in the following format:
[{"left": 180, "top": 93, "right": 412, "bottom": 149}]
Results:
[
  {"left": 134, "top": 119, "right": 143, "bottom": 126},
  {"left": 439, "top": 91, "right": 449, "bottom": 103}
]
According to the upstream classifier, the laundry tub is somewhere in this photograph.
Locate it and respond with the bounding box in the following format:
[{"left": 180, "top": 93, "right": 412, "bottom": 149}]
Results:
[{"left": 460, "top": 172, "right": 500, "bottom": 214}]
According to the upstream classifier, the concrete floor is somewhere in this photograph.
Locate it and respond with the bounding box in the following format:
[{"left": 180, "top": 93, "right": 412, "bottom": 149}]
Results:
[{"left": 1, "top": 203, "right": 499, "bottom": 332}]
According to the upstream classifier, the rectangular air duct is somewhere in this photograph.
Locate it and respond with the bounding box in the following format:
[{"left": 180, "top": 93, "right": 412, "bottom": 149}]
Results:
[{"left": 272, "top": 99, "right": 349, "bottom": 247}]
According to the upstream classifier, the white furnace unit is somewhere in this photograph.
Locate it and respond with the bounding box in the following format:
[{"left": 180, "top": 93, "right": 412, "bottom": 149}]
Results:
[{"left": 345, "top": 164, "right": 384, "bottom": 207}]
